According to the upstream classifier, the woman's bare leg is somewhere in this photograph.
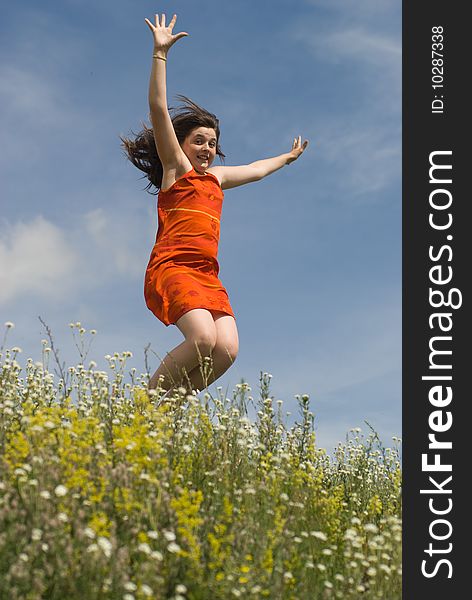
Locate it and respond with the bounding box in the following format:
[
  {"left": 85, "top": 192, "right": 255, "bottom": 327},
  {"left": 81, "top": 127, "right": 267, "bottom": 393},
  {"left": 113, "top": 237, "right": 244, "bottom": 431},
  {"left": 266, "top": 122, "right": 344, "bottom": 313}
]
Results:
[
  {"left": 182, "top": 312, "right": 239, "bottom": 392},
  {"left": 148, "top": 309, "right": 218, "bottom": 392}
]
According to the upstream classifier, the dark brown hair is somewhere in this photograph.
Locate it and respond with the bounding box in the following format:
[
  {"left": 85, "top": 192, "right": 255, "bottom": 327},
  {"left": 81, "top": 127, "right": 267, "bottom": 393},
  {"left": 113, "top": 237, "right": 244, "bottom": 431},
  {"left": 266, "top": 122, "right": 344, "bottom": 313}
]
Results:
[{"left": 120, "top": 95, "right": 225, "bottom": 195}]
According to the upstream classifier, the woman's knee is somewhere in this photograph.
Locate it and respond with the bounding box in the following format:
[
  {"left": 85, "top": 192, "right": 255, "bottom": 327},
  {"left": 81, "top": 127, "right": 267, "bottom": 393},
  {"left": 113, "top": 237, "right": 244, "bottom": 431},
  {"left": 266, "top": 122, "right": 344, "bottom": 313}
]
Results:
[
  {"left": 176, "top": 309, "right": 218, "bottom": 354},
  {"left": 214, "top": 336, "right": 239, "bottom": 363},
  {"left": 188, "top": 330, "right": 217, "bottom": 355}
]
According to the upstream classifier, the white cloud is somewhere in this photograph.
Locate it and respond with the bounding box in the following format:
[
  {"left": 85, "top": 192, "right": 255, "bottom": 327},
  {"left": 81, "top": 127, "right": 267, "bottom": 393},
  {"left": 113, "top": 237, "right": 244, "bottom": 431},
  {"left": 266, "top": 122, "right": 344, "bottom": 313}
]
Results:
[
  {"left": 0, "top": 65, "right": 70, "bottom": 127},
  {"left": 82, "top": 208, "right": 146, "bottom": 278},
  {"left": 0, "top": 205, "right": 149, "bottom": 309},
  {"left": 309, "top": 27, "right": 401, "bottom": 70},
  {"left": 225, "top": 10, "right": 401, "bottom": 204},
  {"left": 292, "top": 24, "right": 400, "bottom": 108},
  {"left": 0, "top": 66, "right": 66, "bottom": 166},
  {"left": 0, "top": 216, "right": 80, "bottom": 306},
  {"left": 315, "top": 120, "right": 401, "bottom": 197},
  {"left": 292, "top": 3, "right": 401, "bottom": 101},
  {"left": 0, "top": 64, "right": 99, "bottom": 178},
  {"left": 304, "top": 0, "right": 400, "bottom": 20},
  {"left": 0, "top": 11, "right": 104, "bottom": 174},
  {"left": 287, "top": 3, "right": 401, "bottom": 198}
]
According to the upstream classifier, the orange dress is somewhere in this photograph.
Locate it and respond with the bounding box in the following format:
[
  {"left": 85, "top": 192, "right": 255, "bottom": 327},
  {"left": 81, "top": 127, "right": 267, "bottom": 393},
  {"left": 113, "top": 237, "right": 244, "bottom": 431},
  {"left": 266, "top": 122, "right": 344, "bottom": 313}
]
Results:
[{"left": 144, "top": 167, "right": 235, "bottom": 326}]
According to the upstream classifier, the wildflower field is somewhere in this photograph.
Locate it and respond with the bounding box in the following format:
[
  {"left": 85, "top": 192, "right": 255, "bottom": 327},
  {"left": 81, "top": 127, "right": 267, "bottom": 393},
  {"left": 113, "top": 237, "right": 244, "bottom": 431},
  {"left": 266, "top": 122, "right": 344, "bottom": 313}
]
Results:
[{"left": 0, "top": 323, "right": 401, "bottom": 599}]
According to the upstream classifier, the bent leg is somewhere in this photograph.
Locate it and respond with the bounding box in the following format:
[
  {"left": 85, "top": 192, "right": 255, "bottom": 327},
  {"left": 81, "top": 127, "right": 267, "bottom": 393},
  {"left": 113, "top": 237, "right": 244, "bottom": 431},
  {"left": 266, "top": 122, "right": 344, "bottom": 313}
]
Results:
[
  {"left": 184, "top": 312, "right": 239, "bottom": 392},
  {"left": 148, "top": 309, "right": 217, "bottom": 391}
]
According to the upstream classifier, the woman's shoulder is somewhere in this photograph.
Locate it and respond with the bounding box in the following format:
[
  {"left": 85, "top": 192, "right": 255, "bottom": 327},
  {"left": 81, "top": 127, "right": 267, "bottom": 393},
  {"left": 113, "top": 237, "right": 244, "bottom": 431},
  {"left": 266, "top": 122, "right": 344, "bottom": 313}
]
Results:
[
  {"left": 206, "top": 166, "right": 223, "bottom": 186},
  {"left": 160, "top": 166, "right": 194, "bottom": 194},
  {"left": 203, "top": 167, "right": 223, "bottom": 189}
]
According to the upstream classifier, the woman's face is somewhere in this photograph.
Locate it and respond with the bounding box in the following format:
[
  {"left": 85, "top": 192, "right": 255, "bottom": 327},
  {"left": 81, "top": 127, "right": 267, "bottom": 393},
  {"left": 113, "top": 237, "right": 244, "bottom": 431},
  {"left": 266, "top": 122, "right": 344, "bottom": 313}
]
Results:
[{"left": 181, "top": 127, "right": 217, "bottom": 172}]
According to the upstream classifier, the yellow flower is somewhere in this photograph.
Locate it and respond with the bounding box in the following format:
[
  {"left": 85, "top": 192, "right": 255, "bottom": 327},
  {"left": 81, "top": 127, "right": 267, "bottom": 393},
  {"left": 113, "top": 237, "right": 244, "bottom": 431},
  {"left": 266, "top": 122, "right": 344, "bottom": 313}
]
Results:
[
  {"left": 87, "top": 511, "right": 112, "bottom": 538},
  {"left": 170, "top": 488, "right": 204, "bottom": 568},
  {"left": 368, "top": 494, "right": 383, "bottom": 516}
]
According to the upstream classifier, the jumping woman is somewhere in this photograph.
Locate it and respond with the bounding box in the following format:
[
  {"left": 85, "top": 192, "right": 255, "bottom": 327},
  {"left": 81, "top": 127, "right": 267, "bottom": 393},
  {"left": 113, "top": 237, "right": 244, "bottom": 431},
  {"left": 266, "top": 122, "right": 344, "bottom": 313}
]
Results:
[{"left": 121, "top": 13, "right": 308, "bottom": 399}]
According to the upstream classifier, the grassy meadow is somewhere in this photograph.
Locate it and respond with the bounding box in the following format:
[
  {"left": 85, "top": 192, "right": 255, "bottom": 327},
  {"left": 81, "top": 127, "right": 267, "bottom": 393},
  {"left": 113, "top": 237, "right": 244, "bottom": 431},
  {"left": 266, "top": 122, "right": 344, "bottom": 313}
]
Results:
[{"left": 0, "top": 323, "right": 402, "bottom": 599}]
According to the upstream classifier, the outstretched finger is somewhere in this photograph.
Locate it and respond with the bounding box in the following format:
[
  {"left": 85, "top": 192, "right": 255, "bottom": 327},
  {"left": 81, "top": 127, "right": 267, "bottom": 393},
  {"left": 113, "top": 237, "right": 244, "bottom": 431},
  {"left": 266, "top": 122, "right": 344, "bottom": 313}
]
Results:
[
  {"left": 169, "top": 14, "right": 177, "bottom": 30},
  {"left": 144, "top": 17, "right": 155, "bottom": 31},
  {"left": 160, "top": 13, "right": 166, "bottom": 28}
]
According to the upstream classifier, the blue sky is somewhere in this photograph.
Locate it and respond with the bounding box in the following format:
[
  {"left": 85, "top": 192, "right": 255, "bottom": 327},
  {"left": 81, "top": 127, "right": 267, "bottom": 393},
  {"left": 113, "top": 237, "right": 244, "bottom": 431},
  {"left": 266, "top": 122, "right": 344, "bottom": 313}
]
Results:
[{"left": 0, "top": 0, "right": 401, "bottom": 453}]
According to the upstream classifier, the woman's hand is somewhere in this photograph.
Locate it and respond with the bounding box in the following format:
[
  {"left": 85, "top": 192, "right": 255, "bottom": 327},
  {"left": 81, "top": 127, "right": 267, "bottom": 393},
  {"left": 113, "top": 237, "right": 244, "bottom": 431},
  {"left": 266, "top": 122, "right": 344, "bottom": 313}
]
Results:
[
  {"left": 144, "top": 13, "right": 188, "bottom": 54},
  {"left": 286, "top": 136, "right": 309, "bottom": 164}
]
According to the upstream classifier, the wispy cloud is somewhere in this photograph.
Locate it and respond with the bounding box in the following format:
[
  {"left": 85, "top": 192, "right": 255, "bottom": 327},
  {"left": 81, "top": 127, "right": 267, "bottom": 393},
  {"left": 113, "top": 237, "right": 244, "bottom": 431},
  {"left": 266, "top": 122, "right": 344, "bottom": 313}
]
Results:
[
  {"left": 0, "top": 9, "right": 111, "bottom": 178},
  {"left": 0, "top": 208, "right": 149, "bottom": 308},
  {"left": 314, "top": 120, "right": 400, "bottom": 197},
  {"left": 0, "top": 216, "right": 80, "bottom": 306},
  {"left": 303, "top": 0, "right": 400, "bottom": 24},
  {"left": 287, "top": 1, "right": 401, "bottom": 199},
  {"left": 305, "top": 26, "right": 400, "bottom": 71},
  {"left": 82, "top": 207, "right": 148, "bottom": 279},
  {"left": 292, "top": 1, "right": 401, "bottom": 103},
  {"left": 0, "top": 65, "right": 72, "bottom": 166}
]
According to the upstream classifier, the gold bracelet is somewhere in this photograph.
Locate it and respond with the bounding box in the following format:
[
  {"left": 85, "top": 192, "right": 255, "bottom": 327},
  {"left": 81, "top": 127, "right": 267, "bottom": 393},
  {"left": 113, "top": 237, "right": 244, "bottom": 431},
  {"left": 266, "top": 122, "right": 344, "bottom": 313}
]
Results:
[{"left": 153, "top": 54, "right": 167, "bottom": 61}]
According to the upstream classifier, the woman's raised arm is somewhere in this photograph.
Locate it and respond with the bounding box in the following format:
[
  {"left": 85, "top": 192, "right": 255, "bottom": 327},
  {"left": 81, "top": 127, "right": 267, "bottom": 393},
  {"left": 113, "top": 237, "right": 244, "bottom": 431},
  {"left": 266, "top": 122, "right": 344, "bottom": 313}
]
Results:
[
  {"left": 209, "top": 136, "right": 309, "bottom": 190},
  {"left": 144, "top": 13, "right": 189, "bottom": 169}
]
